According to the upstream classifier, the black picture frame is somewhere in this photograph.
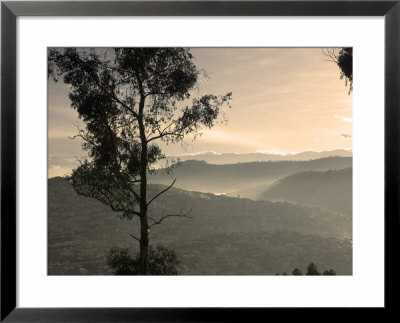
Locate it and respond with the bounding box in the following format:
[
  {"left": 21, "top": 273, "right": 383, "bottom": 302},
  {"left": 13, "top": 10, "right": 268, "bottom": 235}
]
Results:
[{"left": 1, "top": 1, "right": 399, "bottom": 321}]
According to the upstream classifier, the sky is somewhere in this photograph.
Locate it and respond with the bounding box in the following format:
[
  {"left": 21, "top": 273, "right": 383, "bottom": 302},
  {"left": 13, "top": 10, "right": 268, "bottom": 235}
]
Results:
[{"left": 48, "top": 48, "right": 352, "bottom": 177}]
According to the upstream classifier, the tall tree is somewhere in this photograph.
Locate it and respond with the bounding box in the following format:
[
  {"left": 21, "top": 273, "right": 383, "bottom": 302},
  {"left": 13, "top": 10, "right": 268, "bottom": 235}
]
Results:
[
  {"left": 49, "top": 48, "right": 232, "bottom": 274},
  {"left": 292, "top": 268, "right": 302, "bottom": 275},
  {"left": 324, "top": 48, "right": 353, "bottom": 93},
  {"left": 306, "top": 262, "right": 321, "bottom": 275}
]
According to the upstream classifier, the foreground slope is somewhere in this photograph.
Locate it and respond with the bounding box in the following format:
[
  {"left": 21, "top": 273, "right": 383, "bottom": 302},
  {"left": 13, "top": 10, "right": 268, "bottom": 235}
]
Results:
[{"left": 48, "top": 177, "right": 352, "bottom": 275}]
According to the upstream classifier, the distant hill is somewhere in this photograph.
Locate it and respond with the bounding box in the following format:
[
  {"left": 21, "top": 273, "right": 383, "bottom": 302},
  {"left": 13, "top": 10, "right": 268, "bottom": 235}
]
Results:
[
  {"left": 168, "top": 149, "right": 352, "bottom": 164},
  {"left": 258, "top": 168, "right": 352, "bottom": 216},
  {"left": 48, "top": 177, "right": 352, "bottom": 275},
  {"left": 150, "top": 156, "right": 352, "bottom": 194}
]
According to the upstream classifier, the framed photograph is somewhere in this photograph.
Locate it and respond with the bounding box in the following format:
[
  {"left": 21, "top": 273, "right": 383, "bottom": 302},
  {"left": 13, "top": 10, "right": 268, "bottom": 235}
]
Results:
[{"left": 1, "top": 1, "right": 399, "bottom": 321}]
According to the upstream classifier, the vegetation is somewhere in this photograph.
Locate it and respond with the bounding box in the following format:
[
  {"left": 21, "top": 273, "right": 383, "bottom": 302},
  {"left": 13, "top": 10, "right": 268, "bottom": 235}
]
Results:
[
  {"left": 324, "top": 47, "right": 353, "bottom": 93},
  {"left": 48, "top": 177, "right": 352, "bottom": 275},
  {"left": 277, "top": 263, "right": 336, "bottom": 276},
  {"left": 292, "top": 268, "right": 302, "bottom": 275},
  {"left": 48, "top": 48, "right": 231, "bottom": 274},
  {"left": 107, "top": 245, "right": 180, "bottom": 275}
]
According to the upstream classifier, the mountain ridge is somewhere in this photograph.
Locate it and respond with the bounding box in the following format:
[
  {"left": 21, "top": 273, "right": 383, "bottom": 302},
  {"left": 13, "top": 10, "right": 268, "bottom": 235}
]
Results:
[
  {"left": 150, "top": 156, "right": 352, "bottom": 193},
  {"left": 166, "top": 149, "right": 352, "bottom": 164}
]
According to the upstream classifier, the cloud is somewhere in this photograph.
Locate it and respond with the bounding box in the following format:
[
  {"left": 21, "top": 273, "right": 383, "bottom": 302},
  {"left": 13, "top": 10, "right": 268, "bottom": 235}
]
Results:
[
  {"left": 176, "top": 151, "right": 222, "bottom": 157},
  {"left": 199, "top": 130, "right": 282, "bottom": 152},
  {"left": 334, "top": 114, "right": 353, "bottom": 123},
  {"left": 341, "top": 133, "right": 352, "bottom": 139}
]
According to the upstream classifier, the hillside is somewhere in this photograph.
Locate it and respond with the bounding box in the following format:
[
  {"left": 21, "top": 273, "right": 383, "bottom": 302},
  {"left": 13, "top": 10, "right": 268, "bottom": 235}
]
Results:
[
  {"left": 48, "top": 177, "right": 352, "bottom": 275},
  {"left": 170, "top": 231, "right": 352, "bottom": 275},
  {"left": 149, "top": 156, "right": 352, "bottom": 194},
  {"left": 258, "top": 168, "right": 352, "bottom": 216}
]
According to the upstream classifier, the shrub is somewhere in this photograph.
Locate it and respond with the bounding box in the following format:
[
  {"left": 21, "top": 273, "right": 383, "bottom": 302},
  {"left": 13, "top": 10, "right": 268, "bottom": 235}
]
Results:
[{"left": 107, "top": 245, "right": 180, "bottom": 275}]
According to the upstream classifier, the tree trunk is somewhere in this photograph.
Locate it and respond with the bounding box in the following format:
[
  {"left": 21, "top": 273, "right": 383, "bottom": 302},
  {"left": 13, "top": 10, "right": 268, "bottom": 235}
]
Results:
[
  {"left": 138, "top": 130, "right": 149, "bottom": 274},
  {"left": 138, "top": 96, "right": 149, "bottom": 275},
  {"left": 139, "top": 215, "right": 149, "bottom": 274}
]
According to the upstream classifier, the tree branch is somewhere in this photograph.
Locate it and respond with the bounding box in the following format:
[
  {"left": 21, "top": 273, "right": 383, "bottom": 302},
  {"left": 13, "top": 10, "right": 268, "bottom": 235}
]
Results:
[
  {"left": 146, "top": 111, "right": 207, "bottom": 143},
  {"left": 86, "top": 67, "right": 139, "bottom": 119},
  {"left": 129, "top": 234, "right": 140, "bottom": 242},
  {"left": 99, "top": 187, "right": 140, "bottom": 217},
  {"left": 148, "top": 206, "right": 193, "bottom": 228},
  {"left": 129, "top": 179, "right": 142, "bottom": 184},
  {"left": 68, "top": 124, "right": 98, "bottom": 148},
  {"left": 126, "top": 185, "right": 141, "bottom": 203},
  {"left": 147, "top": 179, "right": 176, "bottom": 207}
]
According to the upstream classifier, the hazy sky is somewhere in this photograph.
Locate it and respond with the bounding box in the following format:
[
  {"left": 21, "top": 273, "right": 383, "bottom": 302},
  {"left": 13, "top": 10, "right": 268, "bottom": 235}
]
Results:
[{"left": 48, "top": 48, "right": 352, "bottom": 177}]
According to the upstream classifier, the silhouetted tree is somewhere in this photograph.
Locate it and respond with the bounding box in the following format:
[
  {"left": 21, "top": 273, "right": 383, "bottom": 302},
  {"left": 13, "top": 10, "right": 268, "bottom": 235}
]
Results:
[
  {"left": 323, "top": 269, "right": 336, "bottom": 275},
  {"left": 306, "top": 262, "right": 321, "bottom": 275},
  {"left": 280, "top": 263, "right": 336, "bottom": 275},
  {"left": 292, "top": 268, "right": 302, "bottom": 275},
  {"left": 324, "top": 48, "right": 353, "bottom": 93},
  {"left": 49, "top": 48, "right": 232, "bottom": 274},
  {"left": 107, "top": 245, "right": 180, "bottom": 275}
]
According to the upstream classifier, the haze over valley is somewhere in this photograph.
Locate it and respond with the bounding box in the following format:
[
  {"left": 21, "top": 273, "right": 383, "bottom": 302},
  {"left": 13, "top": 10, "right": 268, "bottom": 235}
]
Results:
[{"left": 49, "top": 152, "right": 352, "bottom": 275}]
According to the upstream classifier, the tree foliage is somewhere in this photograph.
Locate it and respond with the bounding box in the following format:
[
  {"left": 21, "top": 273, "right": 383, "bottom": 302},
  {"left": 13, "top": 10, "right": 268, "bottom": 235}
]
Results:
[
  {"left": 49, "top": 48, "right": 232, "bottom": 274},
  {"left": 107, "top": 245, "right": 180, "bottom": 275},
  {"left": 306, "top": 262, "right": 321, "bottom": 275},
  {"left": 322, "top": 269, "right": 336, "bottom": 275},
  {"left": 324, "top": 48, "right": 353, "bottom": 93},
  {"left": 277, "top": 263, "right": 336, "bottom": 275},
  {"left": 292, "top": 268, "right": 302, "bottom": 275}
]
